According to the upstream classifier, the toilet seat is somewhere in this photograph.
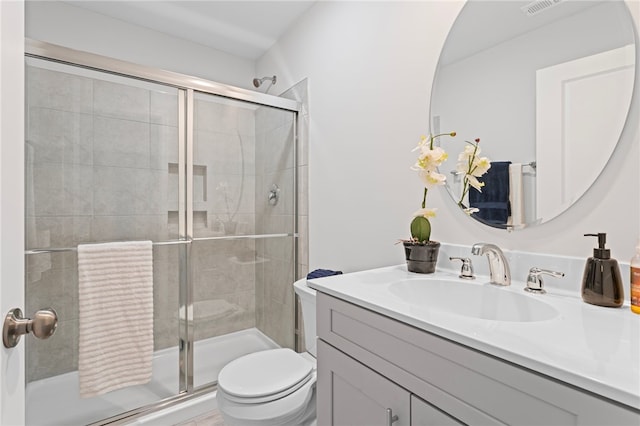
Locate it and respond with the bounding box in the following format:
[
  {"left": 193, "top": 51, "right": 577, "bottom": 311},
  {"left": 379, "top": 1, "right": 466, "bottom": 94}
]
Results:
[{"left": 218, "top": 348, "right": 314, "bottom": 403}]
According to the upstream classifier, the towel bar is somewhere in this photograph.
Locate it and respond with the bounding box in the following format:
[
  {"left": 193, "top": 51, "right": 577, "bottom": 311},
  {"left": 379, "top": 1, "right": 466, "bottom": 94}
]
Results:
[
  {"left": 452, "top": 162, "right": 536, "bottom": 174},
  {"left": 192, "top": 232, "right": 297, "bottom": 242},
  {"left": 25, "top": 239, "right": 191, "bottom": 255},
  {"left": 24, "top": 233, "right": 298, "bottom": 255}
]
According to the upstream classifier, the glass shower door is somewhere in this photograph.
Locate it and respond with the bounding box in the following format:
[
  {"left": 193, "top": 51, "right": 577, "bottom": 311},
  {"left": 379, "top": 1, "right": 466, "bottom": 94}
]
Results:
[
  {"left": 190, "top": 92, "right": 297, "bottom": 389},
  {"left": 24, "top": 57, "right": 182, "bottom": 425}
]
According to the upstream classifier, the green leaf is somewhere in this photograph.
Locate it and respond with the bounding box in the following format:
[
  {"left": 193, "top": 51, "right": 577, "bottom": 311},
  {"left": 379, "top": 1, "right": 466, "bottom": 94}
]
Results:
[{"left": 410, "top": 216, "right": 431, "bottom": 243}]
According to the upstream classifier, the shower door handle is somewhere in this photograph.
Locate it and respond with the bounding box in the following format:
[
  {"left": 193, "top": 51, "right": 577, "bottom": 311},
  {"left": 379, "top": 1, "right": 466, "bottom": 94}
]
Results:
[{"left": 3, "top": 307, "right": 58, "bottom": 348}]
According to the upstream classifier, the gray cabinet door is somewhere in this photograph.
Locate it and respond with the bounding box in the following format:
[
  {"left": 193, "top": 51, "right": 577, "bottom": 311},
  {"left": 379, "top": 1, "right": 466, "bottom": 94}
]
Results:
[
  {"left": 410, "top": 395, "right": 464, "bottom": 426},
  {"left": 317, "top": 339, "right": 410, "bottom": 426}
]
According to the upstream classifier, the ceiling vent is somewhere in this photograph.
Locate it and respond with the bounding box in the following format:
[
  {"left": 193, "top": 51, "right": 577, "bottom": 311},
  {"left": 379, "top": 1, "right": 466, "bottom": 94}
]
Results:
[{"left": 521, "top": 0, "right": 564, "bottom": 16}]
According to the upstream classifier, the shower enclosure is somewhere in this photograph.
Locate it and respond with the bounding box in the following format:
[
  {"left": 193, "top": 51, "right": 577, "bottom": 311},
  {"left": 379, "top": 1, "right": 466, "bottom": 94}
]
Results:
[{"left": 23, "top": 40, "right": 302, "bottom": 425}]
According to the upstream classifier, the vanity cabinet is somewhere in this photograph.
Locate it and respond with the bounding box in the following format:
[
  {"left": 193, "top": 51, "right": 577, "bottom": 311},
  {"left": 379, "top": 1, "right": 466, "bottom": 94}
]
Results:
[
  {"left": 316, "top": 292, "right": 640, "bottom": 426},
  {"left": 318, "top": 340, "right": 410, "bottom": 425},
  {"left": 410, "top": 395, "right": 463, "bottom": 426},
  {"left": 318, "top": 339, "right": 462, "bottom": 426}
]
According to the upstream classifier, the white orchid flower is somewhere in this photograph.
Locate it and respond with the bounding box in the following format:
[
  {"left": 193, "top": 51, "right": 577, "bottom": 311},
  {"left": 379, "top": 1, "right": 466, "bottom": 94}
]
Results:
[
  {"left": 457, "top": 144, "right": 479, "bottom": 162},
  {"left": 414, "top": 146, "right": 448, "bottom": 172},
  {"left": 463, "top": 207, "right": 480, "bottom": 215},
  {"left": 413, "top": 208, "right": 437, "bottom": 219},
  {"left": 465, "top": 174, "right": 485, "bottom": 191},
  {"left": 455, "top": 162, "right": 469, "bottom": 175},
  {"left": 419, "top": 170, "right": 447, "bottom": 189},
  {"left": 471, "top": 156, "right": 491, "bottom": 177},
  {"left": 415, "top": 135, "right": 429, "bottom": 148}
]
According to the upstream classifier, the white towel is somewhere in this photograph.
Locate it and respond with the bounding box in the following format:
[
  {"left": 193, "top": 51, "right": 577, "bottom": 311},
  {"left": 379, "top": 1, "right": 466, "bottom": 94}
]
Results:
[
  {"left": 508, "top": 164, "right": 525, "bottom": 228},
  {"left": 77, "top": 241, "right": 153, "bottom": 398}
]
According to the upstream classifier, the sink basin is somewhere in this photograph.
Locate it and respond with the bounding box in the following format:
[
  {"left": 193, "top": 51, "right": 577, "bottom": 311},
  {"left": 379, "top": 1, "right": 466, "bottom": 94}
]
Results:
[{"left": 389, "top": 279, "right": 559, "bottom": 322}]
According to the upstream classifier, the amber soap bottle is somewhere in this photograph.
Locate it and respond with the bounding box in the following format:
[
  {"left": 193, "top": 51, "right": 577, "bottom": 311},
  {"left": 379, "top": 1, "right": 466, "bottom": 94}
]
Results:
[{"left": 630, "top": 241, "right": 640, "bottom": 314}]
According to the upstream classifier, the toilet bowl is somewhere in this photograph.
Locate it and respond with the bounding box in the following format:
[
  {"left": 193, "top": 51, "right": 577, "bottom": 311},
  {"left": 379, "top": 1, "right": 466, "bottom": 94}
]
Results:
[{"left": 216, "top": 279, "right": 317, "bottom": 426}]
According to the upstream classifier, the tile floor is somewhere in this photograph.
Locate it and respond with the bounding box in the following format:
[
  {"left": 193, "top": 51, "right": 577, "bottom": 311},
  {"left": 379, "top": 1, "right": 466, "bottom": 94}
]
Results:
[{"left": 177, "top": 409, "right": 225, "bottom": 426}]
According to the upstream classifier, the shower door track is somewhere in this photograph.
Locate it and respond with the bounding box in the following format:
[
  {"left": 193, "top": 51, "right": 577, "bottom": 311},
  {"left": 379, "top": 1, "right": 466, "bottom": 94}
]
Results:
[
  {"left": 25, "top": 39, "right": 300, "bottom": 111},
  {"left": 25, "top": 39, "right": 301, "bottom": 426}
]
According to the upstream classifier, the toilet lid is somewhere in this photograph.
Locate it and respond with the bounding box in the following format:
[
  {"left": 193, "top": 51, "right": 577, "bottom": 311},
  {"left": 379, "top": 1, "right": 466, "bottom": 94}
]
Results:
[{"left": 218, "top": 348, "right": 313, "bottom": 400}]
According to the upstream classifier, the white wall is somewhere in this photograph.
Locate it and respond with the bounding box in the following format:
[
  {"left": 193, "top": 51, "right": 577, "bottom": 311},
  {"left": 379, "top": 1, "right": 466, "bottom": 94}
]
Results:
[
  {"left": 257, "top": 0, "right": 640, "bottom": 273},
  {"left": 25, "top": 1, "right": 256, "bottom": 90}
]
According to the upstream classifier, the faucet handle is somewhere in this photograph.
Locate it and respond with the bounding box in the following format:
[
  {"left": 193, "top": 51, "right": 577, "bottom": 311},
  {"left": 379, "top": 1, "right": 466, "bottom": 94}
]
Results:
[
  {"left": 525, "top": 267, "right": 564, "bottom": 294},
  {"left": 449, "top": 257, "right": 475, "bottom": 280}
]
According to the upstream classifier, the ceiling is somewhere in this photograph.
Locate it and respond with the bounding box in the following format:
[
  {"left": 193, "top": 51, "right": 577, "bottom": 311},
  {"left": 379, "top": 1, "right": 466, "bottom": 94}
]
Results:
[
  {"left": 63, "top": 1, "right": 317, "bottom": 60},
  {"left": 439, "top": 0, "right": 601, "bottom": 65},
  {"left": 62, "top": 0, "right": 603, "bottom": 64}
]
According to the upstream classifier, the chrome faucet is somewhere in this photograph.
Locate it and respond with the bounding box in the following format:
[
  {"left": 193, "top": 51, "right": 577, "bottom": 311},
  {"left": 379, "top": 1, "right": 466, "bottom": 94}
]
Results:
[
  {"left": 471, "top": 243, "right": 511, "bottom": 286},
  {"left": 525, "top": 267, "right": 564, "bottom": 294},
  {"left": 449, "top": 257, "right": 475, "bottom": 280}
]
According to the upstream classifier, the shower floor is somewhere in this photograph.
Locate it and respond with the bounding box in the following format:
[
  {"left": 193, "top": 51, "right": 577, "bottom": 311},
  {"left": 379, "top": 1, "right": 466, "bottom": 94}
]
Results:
[{"left": 26, "top": 328, "right": 278, "bottom": 426}]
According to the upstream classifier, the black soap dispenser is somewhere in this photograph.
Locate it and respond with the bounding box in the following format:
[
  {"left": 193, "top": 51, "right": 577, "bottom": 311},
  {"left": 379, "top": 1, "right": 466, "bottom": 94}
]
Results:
[{"left": 581, "top": 233, "right": 624, "bottom": 307}]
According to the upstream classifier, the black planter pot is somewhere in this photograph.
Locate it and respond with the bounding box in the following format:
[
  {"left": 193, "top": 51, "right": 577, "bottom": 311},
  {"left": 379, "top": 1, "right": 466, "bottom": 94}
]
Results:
[{"left": 403, "top": 241, "right": 440, "bottom": 274}]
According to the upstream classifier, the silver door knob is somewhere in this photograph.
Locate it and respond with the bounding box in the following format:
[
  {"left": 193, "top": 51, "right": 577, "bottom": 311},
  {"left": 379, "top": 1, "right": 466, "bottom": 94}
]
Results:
[{"left": 3, "top": 308, "right": 58, "bottom": 348}]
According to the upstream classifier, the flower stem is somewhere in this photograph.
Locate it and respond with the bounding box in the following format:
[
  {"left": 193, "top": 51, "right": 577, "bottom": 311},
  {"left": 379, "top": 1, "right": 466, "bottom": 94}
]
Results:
[
  {"left": 458, "top": 182, "right": 467, "bottom": 206},
  {"left": 457, "top": 140, "right": 480, "bottom": 205},
  {"left": 422, "top": 187, "right": 428, "bottom": 209},
  {"left": 429, "top": 132, "right": 454, "bottom": 149}
]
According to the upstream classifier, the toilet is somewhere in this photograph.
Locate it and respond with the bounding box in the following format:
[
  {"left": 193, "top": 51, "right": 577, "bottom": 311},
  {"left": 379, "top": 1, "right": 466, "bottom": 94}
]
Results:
[{"left": 216, "top": 278, "right": 317, "bottom": 426}]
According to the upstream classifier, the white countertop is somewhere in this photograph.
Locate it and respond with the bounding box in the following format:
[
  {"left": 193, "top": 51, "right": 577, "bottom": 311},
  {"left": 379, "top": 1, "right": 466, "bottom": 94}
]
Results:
[{"left": 307, "top": 264, "right": 640, "bottom": 411}]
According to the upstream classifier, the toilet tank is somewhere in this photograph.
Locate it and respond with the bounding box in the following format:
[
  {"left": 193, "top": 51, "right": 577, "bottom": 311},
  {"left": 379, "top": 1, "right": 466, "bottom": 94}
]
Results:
[{"left": 293, "top": 278, "right": 317, "bottom": 357}]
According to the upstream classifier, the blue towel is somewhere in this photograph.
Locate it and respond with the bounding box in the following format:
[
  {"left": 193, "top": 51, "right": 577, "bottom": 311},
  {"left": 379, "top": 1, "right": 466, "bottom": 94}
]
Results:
[
  {"left": 307, "top": 269, "right": 342, "bottom": 279},
  {"left": 469, "top": 161, "right": 511, "bottom": 226}
]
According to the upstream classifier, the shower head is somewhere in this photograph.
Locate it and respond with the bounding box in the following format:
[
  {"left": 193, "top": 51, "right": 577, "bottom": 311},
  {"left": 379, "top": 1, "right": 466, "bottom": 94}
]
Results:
[{"left": 253, "top": 75, "right": 277, "bottom": 88}]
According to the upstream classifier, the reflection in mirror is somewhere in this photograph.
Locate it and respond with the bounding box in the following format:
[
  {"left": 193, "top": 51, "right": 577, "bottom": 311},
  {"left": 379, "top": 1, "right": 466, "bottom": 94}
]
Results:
[{"left": 430, "top": 0, "right": 636, "bottom": 230}]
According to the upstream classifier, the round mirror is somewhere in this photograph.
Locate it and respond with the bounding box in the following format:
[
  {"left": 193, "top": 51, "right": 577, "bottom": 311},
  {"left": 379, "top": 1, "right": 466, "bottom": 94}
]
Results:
[{"left": 430, "top": 0, "right": 636, "bottom": 230}]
